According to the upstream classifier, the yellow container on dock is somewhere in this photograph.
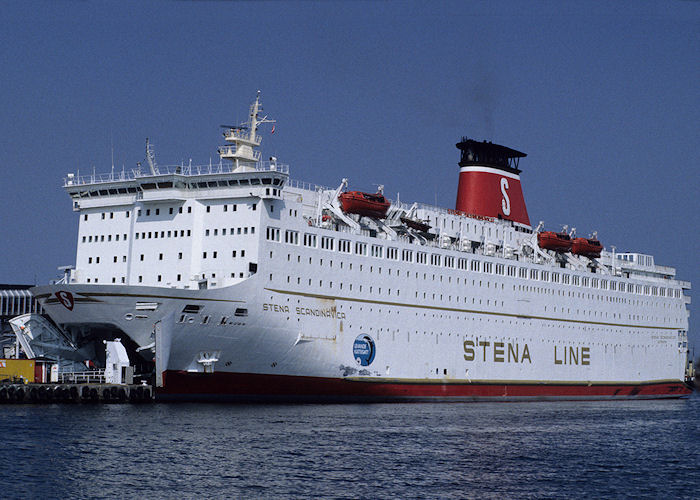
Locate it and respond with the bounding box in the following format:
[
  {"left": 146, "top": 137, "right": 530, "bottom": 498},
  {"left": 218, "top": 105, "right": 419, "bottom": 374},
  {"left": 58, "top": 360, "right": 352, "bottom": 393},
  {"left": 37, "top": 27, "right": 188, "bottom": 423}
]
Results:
[{"left": 0, "top": 359, "right": 35, "bottom": 383}]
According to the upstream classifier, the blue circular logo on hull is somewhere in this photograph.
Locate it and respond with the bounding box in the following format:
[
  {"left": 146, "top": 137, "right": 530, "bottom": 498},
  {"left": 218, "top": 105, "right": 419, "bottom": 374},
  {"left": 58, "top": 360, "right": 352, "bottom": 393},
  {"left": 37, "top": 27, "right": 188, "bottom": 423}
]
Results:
[{"left": 353, "top": 334, "right": 376, "bottom": 366}]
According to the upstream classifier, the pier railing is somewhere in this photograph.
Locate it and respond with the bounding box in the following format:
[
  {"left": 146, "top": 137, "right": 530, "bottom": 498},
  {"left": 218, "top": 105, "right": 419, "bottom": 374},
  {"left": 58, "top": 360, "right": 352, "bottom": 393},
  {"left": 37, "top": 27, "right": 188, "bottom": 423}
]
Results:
[{"left": 57, "top": 371, "right": 106, "bottom": 384}]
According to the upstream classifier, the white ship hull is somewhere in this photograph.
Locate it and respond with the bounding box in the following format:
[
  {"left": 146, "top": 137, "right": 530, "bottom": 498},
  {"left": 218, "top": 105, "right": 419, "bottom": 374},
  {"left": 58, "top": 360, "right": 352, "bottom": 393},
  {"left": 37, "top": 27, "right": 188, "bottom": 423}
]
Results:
[{"left": 33, "top": 260, "right": 691, "bottom": 401}]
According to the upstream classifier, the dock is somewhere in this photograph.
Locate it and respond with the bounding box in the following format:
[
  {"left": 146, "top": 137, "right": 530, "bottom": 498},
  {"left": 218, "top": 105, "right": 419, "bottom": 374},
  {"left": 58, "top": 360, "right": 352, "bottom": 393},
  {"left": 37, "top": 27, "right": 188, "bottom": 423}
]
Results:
[{"left": 0, "top": 382, "right": 153, "bottom": 404}]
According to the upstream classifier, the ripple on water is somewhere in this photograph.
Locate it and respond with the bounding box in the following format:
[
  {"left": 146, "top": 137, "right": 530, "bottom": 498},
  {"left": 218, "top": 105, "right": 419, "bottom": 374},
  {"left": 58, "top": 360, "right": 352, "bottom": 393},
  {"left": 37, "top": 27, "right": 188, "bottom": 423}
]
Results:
[{"left": 0, "top": 396, "right": 699, "bottom": 498}]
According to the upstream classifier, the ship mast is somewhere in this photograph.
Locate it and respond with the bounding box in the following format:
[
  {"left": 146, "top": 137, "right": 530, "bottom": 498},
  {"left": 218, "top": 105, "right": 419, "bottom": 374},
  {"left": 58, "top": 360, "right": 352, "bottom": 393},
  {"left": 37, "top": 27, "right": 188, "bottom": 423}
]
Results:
[{"left": 218, "top": 90, "right": 275, "bottom": 173}]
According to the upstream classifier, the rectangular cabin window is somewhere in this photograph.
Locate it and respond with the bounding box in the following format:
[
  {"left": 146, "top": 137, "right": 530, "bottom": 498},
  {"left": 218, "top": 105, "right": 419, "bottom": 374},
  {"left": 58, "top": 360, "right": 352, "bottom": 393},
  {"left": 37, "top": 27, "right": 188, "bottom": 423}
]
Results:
[
  {"left": 339, "top": 240, "right": 351, "bottom": 253},
  {"left": 304, "top": 233, "right": 317, "bottom": 248},
  {"left": 266, "top": 227, "right": 281, "bottom": 242},
  {"left": 284, "top": 230, "right": 299, "bottom": 245},
  {"left": 387, "top": 247, "right": 398, "bottom": 261},
  {"left": 371, "top": 245, "right": 383, "bottom": 258},
  {"left": 320, "top": 236, "right": 335, "bottom": 251}
]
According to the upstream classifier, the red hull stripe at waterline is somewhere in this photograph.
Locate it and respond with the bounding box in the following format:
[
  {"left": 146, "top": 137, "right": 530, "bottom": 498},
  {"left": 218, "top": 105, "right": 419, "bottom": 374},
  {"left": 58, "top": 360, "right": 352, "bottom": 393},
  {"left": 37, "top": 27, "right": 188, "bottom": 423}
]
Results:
[{"left": 159, "top": 371, "right": 692, "bottom": 401}]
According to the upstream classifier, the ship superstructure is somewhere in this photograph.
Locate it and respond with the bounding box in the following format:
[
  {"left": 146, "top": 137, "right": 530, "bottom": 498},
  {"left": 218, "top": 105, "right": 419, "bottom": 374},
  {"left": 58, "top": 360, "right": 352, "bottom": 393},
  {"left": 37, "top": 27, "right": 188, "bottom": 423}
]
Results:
[{"left": 32, "top": 92, "right": 693, "bottom": 400}]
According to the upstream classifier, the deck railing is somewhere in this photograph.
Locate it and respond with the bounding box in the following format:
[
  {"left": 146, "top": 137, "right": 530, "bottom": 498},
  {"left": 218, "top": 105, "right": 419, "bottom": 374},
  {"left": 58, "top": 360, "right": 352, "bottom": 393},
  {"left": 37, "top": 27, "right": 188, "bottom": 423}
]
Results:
[{"left": 64, "top": 161, "right": 289, "bottom": 187}]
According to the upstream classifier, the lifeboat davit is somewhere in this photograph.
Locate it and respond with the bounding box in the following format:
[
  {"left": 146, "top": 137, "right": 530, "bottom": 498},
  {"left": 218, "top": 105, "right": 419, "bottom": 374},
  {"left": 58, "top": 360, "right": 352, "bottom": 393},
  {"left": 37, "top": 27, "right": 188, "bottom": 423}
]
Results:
[
  {"left": 400, "top": 216, "right": 431, "bottom": 232},
  {"left": 537, "top": 231, "right": 572, "bottom": 252},
  {"left": 338, "top": 191, "right": 390, "bottom": 219},
  {"left": 571, "top": 237, "right": 602, "bottom": 258}
]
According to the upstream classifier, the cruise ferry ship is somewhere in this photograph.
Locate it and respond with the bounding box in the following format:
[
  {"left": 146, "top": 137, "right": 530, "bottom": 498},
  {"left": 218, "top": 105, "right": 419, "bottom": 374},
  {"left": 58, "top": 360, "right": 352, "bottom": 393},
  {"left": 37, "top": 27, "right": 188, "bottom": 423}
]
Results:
[{"left": 32, "top": 92, "right": 693, "bottom": 401}]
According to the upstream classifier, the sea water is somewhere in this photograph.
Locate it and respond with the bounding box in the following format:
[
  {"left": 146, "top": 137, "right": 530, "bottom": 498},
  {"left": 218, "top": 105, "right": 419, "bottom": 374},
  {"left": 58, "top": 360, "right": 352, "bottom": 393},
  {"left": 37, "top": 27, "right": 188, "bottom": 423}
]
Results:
[{"left": 1, "top": 393, "right": 699, "bottom": 499}]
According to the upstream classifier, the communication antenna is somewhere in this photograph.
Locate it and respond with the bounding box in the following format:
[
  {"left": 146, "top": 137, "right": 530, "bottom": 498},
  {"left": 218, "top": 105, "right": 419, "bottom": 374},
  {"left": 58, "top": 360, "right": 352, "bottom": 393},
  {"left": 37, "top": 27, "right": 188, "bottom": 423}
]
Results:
[{"left": 145, "top": 138, "right": 157, "bottom": 175}]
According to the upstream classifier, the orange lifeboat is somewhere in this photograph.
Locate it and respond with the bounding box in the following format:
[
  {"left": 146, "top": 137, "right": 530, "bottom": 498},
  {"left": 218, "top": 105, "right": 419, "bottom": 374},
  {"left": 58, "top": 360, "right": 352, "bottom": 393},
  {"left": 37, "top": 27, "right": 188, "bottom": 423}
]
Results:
[
  {"left": 537, "top": 231, "right": 572, "bottom": 252},
  {"left": 338, "top": 191, "right": 390, "bottom": 219},
  {"left": 571, "top": 237, "right": 602, "bottom": 258}
]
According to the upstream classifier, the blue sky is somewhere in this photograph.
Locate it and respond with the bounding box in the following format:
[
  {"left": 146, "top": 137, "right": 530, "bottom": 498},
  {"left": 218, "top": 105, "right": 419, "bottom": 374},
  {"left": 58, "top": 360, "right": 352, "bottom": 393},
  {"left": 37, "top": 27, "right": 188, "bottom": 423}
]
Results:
[{"left": 1, "top": 1, "right": 698, "bottom": 349}]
